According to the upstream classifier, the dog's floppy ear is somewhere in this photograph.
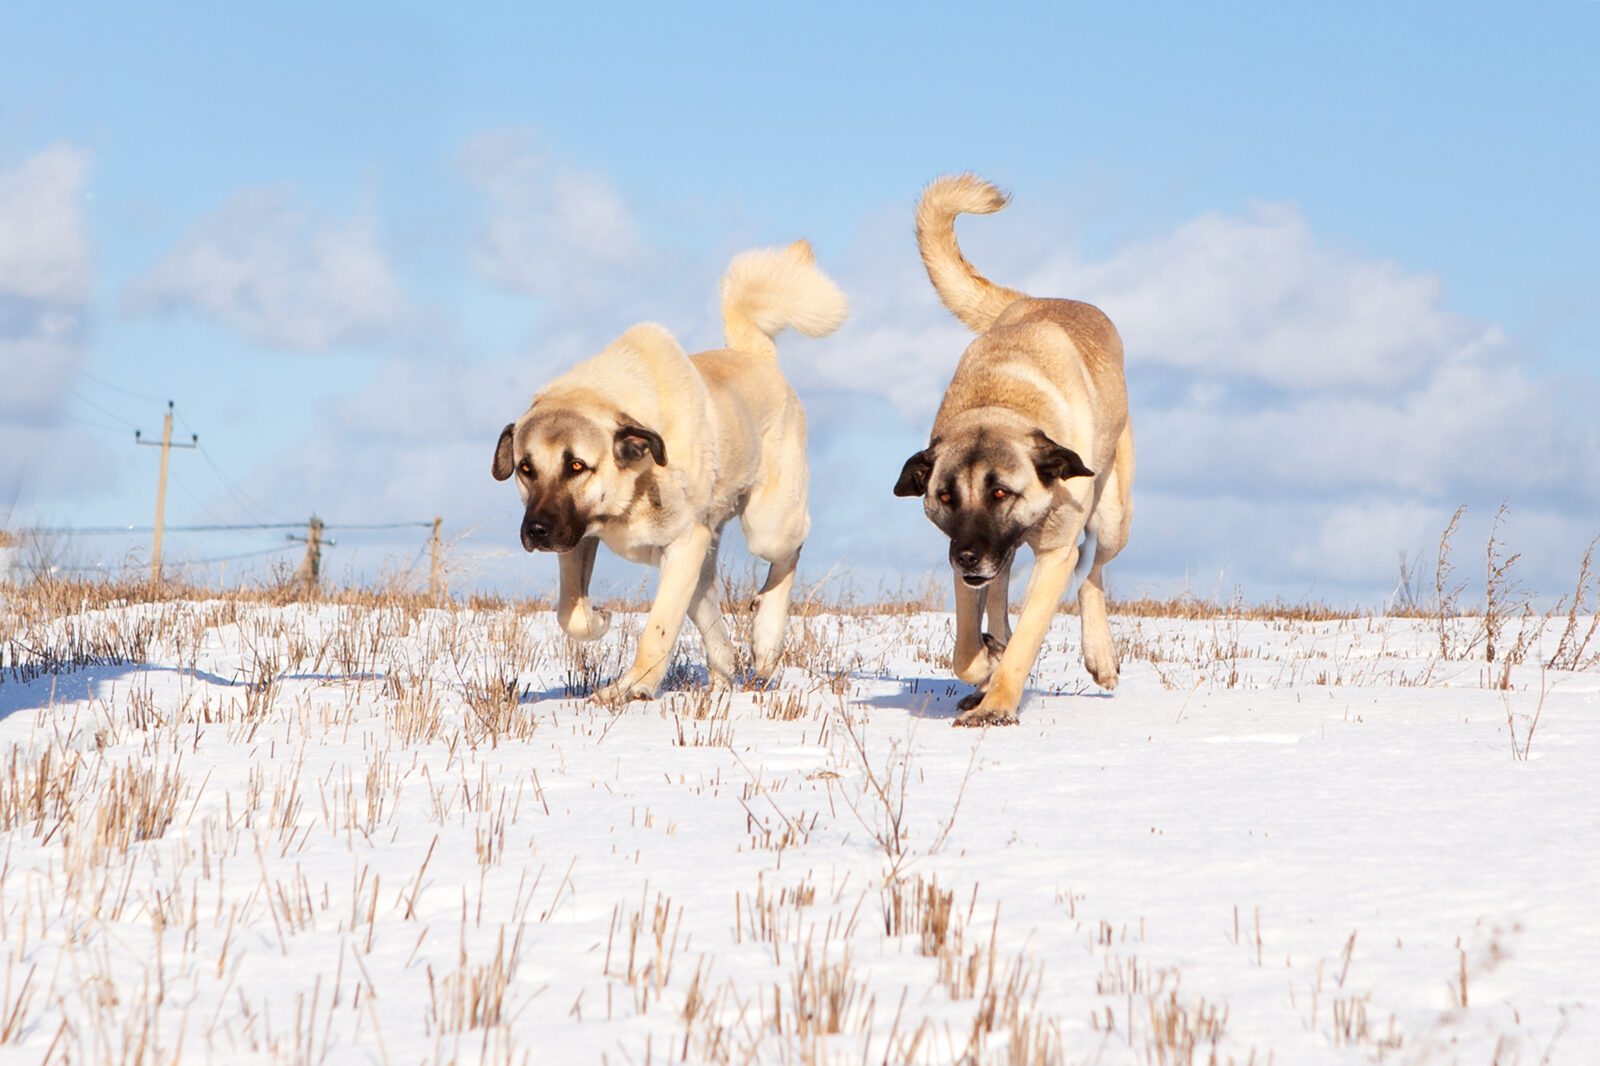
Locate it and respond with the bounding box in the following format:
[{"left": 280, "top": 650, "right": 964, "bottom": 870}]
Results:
[
  {"left": 1031, "top": 432, "right": 1094, "bottom": 484},
  {"left": 894, "top": 449, "right": 935, "bottom": 497},
  {"left": 614, "top": 422, "right": 667, "bottom": 467},
  {"left": 492, "top": 423, "right": 517, "bottom": 481}
]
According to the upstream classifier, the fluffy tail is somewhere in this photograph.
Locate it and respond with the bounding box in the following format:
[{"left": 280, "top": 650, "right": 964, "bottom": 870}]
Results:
[
  {"left": 720, "top": 240, "right": 849, "bottom": 359},
  {"left": 915, "top": 173, "right": 1027, "bottom": 334}
]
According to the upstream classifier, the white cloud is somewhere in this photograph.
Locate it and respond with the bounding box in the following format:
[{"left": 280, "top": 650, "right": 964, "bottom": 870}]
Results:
[
  {"left": 1032, "top": 204, "right": 1481, "bottom": 391},
  {"left": 1, "top": 144, "right": 91, "bottom": 441},
  {"left": 123, "top": 189, "right": 407, "bottom": 351},
  {"left": 459, "top": 131, "right": 647, "bottom": 307},
  {"left": 0, "top": 143, "right": 92, "bottom": 305}
]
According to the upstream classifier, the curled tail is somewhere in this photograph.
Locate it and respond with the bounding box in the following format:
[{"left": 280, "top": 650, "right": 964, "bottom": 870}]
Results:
[
  {"left": 915, "top": 173, "right": 1027, "bottom": 334},
  {"left": 720, "top": 239, "right": 849, "bottom": 360}
]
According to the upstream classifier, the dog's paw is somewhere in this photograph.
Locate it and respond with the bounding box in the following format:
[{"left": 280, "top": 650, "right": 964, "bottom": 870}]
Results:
[
  {"left": 953, "top": 703, "right": 1019, "bottom": 728},
  {"left": 745, "top": 670, "right": 779, "bottom": 693},
  {"left": 1083, "top": 643, "right": 1120, "bottom": 690},
  {"left": 953, "top": 687, "right": 1019, "bottom": 726},
  {"left": 592, "top": 677, "right": 655, "bottom": 706},
  {"left": 953, "top": 641, "right": 1003, "bottom": 685},
  {"left": 561, "top": 607, "right": 612, "bottom": 642},
  {"left": 1091, "top": 669, "right": 1119, "bottom": 691},
  {"left": 1081, "top": 630, "right": 1120, "bottom": 688}
]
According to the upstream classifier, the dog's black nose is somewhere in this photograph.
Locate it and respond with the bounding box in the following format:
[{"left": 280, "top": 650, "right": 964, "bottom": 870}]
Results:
[
  {"left": 954, "top": 548, "right": 980, "bottom": 570},
  {"left": 525, "top": 518, "right": 550, "bottom": 542}
]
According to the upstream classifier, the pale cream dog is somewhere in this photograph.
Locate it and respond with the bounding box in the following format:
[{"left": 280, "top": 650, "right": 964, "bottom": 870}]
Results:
[
  {"left": 895, "top": 175, "right": 1135, "bottom": 725},
  {"left": 494, "top": 241, "right": 847, "bottom": 701}
]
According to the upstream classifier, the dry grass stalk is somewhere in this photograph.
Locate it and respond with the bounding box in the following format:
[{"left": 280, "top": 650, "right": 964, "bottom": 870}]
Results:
[
  {"left": 1480, "top": 502, "right": 1543, "bottom": 688},
  {"left": 882, "top": 874, "right": 959, "bottom": 958},
  {"left": 0, "top": 745, "right": 85, "bottom": 837},
  {"left": 734, "top": 877, "right": 818, "bottom": 965},
  {"left": 1433, "top": 505, "right": 1476, "bottom": 661},
  {"left": 1144, "top": 989, "right": 1228, "bottom": 1066},
  {"left": 1549, "top": 535, "right": 1600, "bottom": 670},
  {"left": 604, "top": 887, "right": 684, "bottom": 1012},
  {"left": 79, "top": 763, "right": 185, "bottom": 857},
  {"left": 429, "top": 925, "right": 525, "bottom": 1033},
  {"left": 833, "top": 710, "right": 911, "bottom": 876},
  {"left": 1, "top": 959, "right": 38, "bottom": 1045}
]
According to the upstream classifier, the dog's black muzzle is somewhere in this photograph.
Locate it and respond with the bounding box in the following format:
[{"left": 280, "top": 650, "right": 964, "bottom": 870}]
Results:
[
  {"left": 520, "top": 510, "right": 581, "bottom": 554},
  {"left": 951, "top": 545, "right": 999, "bottom": 587}
]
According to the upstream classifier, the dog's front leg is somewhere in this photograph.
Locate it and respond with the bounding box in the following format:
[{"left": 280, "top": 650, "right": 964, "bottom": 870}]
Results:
[
  {"left": 951, "top": 578, "right": 1001, "bottom": 686},
  {"left": 985, "top": 558, "right": 1013, "bottom": 646},
  {"left": 556, "top": 537, "right": 611, "bottom": 641},
  {"left": 954, "top": 543, "right": 1078, "bottom": 727},
  {"left": 594, "top": 524, "right": 712, "bottom": 705}
]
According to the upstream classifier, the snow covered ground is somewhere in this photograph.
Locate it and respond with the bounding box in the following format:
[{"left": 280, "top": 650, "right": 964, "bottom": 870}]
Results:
[{"left": 1, "top": 595, "right": 1597, "bottom": 1064}]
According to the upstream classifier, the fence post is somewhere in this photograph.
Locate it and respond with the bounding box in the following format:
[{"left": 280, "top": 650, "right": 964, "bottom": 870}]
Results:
[
  {"left": 294, "top": 516, "right": 324, "bottom": 594},
  {"left": 429, "top": 517, "right": 443, "bottom": 602}
]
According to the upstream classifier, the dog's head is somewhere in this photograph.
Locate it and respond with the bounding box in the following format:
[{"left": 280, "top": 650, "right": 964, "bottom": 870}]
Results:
[
  {"left": 493, "top": 402, "right": 667, "bottom": 554},
  {"left": 894, "top": 427, "right": 1092, "bottom": 586}
]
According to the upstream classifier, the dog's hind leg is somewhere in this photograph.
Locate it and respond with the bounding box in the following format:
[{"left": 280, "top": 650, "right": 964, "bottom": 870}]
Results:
[
  {"left": 556, "top": 537, "right": 611, "bottom": 641},
  {"left": 749, "top": 548, "right": 799, "bottom": 682},
  {"left": 741, "top": 416, "right": 809, "bottom": 682},
  {"left": 688, "top": 533, "right": 736, "bottom": 688},
  {"left": 1079, "top": 425, "right": 1134, "bottom": 689},
  {"left": 1077, "top": 561, "right": 1117, "bottom": 689}
]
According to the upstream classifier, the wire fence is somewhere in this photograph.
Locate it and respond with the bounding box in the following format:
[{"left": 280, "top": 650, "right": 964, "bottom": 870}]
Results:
[
  {"left": 3, "top": 518, "right": 444, "bottom": 589},
  {"left": 2, "top": 386, "right": 465, "bottom": 593}
]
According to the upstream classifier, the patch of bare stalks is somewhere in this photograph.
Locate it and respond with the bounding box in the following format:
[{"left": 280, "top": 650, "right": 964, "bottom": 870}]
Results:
[
  {"left": 1548, "top": 534, "right": 1600, "bottom": 670},
  {"left": 0, "top": 744, "right": 85, "bottom": 837},
  {"left": 1106, "top": 597, "right": 1356, "bottom": 622},
  {"left": 75, "top": 762, "right": 185, "bottom": 857},
  {"left": 428, "top": 925, "right": 526, "bottom": 1033},
  {"left": 1143, "top": 989, "right": 1229, "bottom": 1066},
  {"left": 604, "top": 887, "right": 685, "bottom": 1015}
]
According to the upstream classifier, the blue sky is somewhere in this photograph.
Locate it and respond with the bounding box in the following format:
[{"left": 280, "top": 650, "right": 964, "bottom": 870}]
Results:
[{"left": 3, "top": 2, "right": 1597, "bottom": 604}]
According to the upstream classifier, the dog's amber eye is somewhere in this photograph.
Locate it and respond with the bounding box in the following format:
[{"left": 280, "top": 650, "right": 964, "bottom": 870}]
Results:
[
  {"left": 991, "top": 487, "right": 1008, "bottom": 501},
  {"left": 517, "top": 460, "right": 532, "bottom": 475},
  {"left": 936, "top": 491, "right": 950, "bottom": 504},
  {"left": 569, "top": 459, "right": 587, "bottom": 474}
]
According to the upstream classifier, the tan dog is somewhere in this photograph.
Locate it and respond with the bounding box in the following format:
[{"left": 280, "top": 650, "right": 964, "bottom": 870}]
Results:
[
  {"left": 493, "top": 241, "right": 847, "bottom": 702},
  {"left": 894, "top": 175, "right": 1134, "bottom": 726}
]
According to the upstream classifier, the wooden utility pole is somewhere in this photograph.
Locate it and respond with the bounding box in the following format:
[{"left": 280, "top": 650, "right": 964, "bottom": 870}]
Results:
[
  {"left": 292, "top": 516, "right": 326, "bottom": 594},
  {"left": 135, "top": 401, "right": 197, "bottom": 584},
  {"left": 428, "top": 516, "right": 443, "bottom": 602}
]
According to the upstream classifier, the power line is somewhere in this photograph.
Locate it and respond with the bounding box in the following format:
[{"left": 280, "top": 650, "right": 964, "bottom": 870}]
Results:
[
  {"left": 77, "top": 371, "right": 164, "bottom": 404},
  {"left": 170, "top": 469, "right": 238, "bottom": 529},
  {"left": 323, "top": 521, "right": 437, "bottom": 531},
  {"left": 172, "top": 407, "right": 285, "bottom": 527},
  {"left": 60, "top": 414, "right": 135, "bottom": 435},
  {"left": 188, "top": 544, "right": 299, "bottom": 565},
  {"left": 66, "top": 387, "right": 138, "bottom": 431},
  {"left": 196, "top": 441, "right": 282, "bottom": 526}
]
